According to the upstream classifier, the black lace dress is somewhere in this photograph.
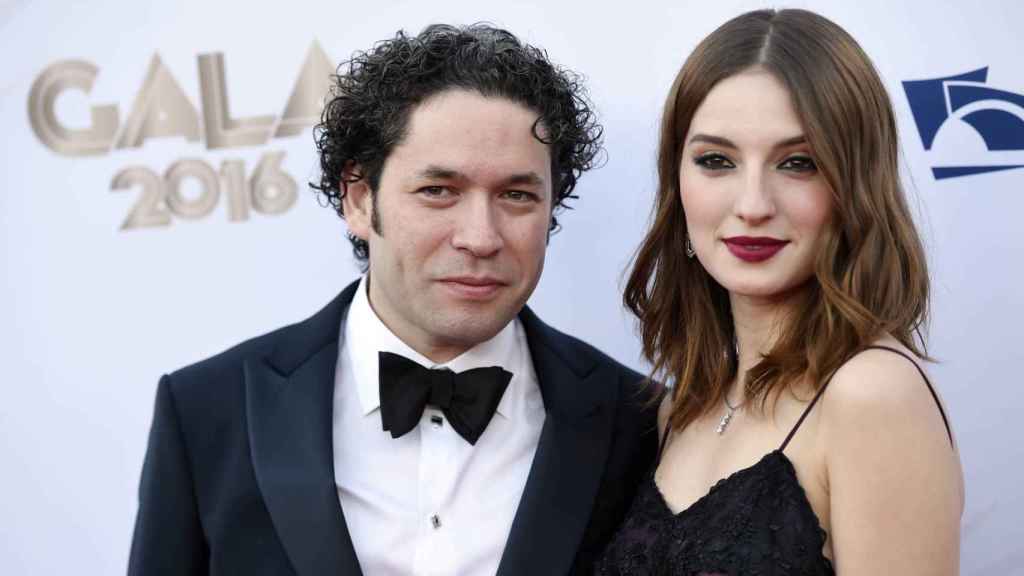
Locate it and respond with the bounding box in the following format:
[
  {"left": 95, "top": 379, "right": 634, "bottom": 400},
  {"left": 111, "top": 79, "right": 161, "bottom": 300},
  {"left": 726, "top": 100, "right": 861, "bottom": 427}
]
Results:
[{"left": 593, "top": 346, "right": 952, "bottom": 576}]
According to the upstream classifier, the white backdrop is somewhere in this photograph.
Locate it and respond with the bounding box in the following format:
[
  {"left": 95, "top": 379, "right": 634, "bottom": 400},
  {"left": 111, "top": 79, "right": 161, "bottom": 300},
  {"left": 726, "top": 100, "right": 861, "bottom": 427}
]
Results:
[{"left": 2, "top": 0, "right": 1021, "bottom": 573}]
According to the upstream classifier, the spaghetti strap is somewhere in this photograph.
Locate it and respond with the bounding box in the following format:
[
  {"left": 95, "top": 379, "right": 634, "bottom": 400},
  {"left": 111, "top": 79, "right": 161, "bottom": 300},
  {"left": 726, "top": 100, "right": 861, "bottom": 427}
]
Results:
[
  {"left": 779, "top": 367, "right": 834, "bottom": 452},
  {"left": 779, "top": 344, "right": 954, "bottom": 452},
  {"left": 860, "top": 345, "right": 954, "bottom": 445}
]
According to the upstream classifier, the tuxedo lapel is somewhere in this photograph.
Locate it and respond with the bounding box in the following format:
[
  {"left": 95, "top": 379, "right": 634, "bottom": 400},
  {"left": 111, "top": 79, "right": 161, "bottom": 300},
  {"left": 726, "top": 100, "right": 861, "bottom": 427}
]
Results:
[
  {"left": 497, "top": 307, "right": 619, "bottom": 576},
  {"left": 246, "top": 283, "right": 363, "bottom": 576}
]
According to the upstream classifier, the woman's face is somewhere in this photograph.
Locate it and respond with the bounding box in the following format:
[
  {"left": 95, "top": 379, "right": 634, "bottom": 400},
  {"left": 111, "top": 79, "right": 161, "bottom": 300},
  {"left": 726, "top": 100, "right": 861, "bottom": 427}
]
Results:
[{"left": 679, "top": 68, "right": 833, "bottom": 302}]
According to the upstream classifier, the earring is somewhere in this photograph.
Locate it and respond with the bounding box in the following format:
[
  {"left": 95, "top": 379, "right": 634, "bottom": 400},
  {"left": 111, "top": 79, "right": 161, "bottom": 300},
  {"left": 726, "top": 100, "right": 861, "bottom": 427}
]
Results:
[{"left": 685, "top": 236, "right": 696, "bottom": 258}]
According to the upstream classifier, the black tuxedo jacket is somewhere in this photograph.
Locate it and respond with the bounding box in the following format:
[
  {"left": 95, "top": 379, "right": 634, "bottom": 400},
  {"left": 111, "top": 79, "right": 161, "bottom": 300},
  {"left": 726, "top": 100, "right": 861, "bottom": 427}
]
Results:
[{"left": 128, "top": 281, "right": 659, "bottom": 575}]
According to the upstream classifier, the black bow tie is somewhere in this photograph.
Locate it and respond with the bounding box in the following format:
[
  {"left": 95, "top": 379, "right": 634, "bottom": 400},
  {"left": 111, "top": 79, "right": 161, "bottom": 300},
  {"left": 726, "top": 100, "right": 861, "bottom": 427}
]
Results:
[{"left": 378, "top": 351, "right": 513, "bottom": 445}]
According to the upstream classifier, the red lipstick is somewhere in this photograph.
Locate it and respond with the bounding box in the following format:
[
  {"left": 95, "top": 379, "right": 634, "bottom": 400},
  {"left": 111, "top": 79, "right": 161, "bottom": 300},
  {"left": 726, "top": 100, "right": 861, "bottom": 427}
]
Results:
[{"left": 722, "top": 236, "right": 789, "bottom": 262}]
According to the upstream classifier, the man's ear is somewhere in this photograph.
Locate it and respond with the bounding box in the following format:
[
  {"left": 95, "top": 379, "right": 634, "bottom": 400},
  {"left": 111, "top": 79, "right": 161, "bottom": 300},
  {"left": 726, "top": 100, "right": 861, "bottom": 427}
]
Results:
[{"left": 341, "top": 163, "right": 374, "bottom": 240}]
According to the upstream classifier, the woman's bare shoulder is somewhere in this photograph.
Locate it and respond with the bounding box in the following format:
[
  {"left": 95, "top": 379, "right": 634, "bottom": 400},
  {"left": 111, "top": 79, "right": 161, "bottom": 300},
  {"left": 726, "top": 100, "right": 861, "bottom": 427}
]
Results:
[{"left": 819, "top": 337, "right": 943, "bottom": 428}]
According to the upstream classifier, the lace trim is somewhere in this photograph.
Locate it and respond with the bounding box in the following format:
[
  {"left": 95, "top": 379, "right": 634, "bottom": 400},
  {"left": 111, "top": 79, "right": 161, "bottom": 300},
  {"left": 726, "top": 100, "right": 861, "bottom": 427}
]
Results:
[{"left": 594, "top": 451, "right": 834, "bottom": 576}]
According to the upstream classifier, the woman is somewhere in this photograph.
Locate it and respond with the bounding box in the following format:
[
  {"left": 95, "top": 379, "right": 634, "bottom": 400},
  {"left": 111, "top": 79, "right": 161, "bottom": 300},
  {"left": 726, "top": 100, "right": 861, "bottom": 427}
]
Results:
[{"left": 595, "top": 9, "right": 963, "bottom": 575}]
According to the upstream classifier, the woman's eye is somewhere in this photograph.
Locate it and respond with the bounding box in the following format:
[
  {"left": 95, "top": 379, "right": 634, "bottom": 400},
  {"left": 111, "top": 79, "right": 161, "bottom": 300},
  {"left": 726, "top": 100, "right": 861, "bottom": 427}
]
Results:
[
  {"left": 779, "top": 156, "right": 818, "bottom": 173},
  {"left": 694, "top": 153, "right": 734, "bottom": 170}
]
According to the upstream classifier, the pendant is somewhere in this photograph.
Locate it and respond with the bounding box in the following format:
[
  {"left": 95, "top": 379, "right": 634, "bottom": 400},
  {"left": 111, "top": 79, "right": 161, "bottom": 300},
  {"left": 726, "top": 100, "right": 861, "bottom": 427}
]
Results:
[{"left": 716, "top": 409, "right": 734, "bottom": 435}]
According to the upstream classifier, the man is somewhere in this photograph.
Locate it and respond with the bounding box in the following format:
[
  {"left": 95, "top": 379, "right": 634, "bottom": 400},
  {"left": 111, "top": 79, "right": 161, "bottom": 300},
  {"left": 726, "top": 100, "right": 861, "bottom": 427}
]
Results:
[{"left": 128, "top": 24, "right": 658, "bottom": 576}]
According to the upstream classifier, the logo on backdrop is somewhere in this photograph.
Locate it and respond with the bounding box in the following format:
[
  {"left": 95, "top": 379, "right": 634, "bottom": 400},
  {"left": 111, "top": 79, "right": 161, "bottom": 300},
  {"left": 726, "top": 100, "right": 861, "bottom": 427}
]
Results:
[
  {"left": 903, "top": 67, "right": 1024, "bottom": 180},
  {"left": 27, "top": 42, "right": 335, "bottom": 230}
]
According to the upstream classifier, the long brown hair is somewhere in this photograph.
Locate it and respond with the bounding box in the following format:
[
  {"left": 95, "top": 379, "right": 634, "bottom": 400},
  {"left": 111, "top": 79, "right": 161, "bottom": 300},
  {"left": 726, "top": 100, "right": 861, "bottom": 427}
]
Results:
[{"left": 625, "top": 9, "right": 930, "bottom": 432}]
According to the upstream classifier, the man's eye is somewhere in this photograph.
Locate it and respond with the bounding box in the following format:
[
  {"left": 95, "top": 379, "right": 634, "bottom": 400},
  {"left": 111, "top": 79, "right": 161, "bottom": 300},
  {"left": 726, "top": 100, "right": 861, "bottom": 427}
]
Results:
[
  {"left": 503, "top": 190, "right": 537, "bottom": 202},
  {"left": 694, "top": 153, "right": 735, "bottom": 170},
  {"left": 418, "top": 186, "right": 450, "bottom": 197},
  {"left": 779, "top": 156, "right": 818, "bottom": 173}
]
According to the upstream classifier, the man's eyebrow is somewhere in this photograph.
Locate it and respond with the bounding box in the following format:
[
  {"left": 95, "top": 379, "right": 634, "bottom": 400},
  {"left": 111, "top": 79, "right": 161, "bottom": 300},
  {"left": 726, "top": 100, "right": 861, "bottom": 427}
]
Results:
[
  {"left": 687, "top": 133, "right": 808, "bottom": 150},
  {"left": 503, "top": 172, "right": 546, "bottom": 187},
  {"left": 416, "top": 166, "right": 546, "bottom": 187},
  {"left": 418, "top": 165, "right": 461, "bottom": 180}
]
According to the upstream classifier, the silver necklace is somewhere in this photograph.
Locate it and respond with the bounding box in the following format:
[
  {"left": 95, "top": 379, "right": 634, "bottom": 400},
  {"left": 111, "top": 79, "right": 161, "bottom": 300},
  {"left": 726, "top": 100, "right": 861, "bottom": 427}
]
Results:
[{"left": 716, "top": 394, "right": 744, "bottom": 435}]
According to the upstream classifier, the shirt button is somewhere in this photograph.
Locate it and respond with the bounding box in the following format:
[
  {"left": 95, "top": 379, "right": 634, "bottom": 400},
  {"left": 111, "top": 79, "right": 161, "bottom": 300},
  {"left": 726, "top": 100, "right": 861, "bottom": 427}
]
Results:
[
  {"left": 430, "top": 415, "right": 443, "bottom": 429},
  {"left": 431, "top": 514, "right": 441, "bottom": 529}
]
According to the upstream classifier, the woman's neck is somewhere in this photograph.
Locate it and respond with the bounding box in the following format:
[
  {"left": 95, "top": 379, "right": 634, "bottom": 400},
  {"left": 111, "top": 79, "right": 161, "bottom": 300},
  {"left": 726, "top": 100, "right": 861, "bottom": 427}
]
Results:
[{"left": 728, "top": 292, "right": 797, "bottom": 401}]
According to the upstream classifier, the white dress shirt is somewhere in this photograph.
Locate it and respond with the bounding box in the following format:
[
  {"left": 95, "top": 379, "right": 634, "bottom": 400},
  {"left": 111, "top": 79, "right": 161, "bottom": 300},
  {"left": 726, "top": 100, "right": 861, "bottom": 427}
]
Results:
[{"left": 333, "top": 277, "right": 545, "bottom": 576}]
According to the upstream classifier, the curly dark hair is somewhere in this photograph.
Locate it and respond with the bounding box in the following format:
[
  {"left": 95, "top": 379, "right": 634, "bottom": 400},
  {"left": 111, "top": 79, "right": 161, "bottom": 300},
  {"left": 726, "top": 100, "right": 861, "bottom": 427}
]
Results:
[{"left": 310, "top": 23, "right": 604, "bottom": 263}]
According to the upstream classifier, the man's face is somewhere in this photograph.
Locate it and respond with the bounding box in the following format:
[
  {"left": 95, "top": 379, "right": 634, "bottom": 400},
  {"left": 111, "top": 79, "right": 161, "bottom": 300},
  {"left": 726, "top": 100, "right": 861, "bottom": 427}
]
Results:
[{"left": 344, "top": 89, "right": 553, "bottom": 362}]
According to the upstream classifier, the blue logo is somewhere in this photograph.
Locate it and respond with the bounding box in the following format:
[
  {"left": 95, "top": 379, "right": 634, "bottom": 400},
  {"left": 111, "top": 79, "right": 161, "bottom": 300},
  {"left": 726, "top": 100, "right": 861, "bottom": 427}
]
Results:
[{"left": 903, "top": 67, "right": 1024, "bottom": 179}]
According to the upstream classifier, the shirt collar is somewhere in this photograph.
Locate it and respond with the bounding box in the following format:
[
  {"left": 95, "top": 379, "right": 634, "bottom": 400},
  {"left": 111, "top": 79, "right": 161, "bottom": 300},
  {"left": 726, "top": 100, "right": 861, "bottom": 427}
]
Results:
[{"left": 345, "top": 276, "right": 522, "bottom": 419}]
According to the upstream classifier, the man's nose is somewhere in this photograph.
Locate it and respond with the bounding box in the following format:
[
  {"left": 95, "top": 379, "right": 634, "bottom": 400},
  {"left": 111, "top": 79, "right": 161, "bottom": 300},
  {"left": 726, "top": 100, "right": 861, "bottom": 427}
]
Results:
[{"left": 450, "top": 195, "right": 504, "bottom": 257}]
